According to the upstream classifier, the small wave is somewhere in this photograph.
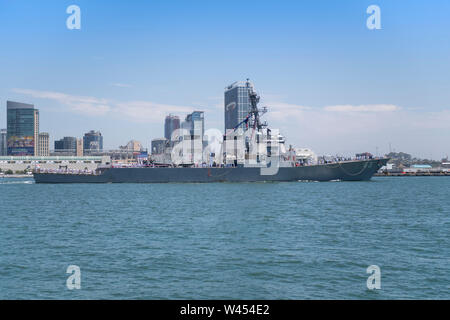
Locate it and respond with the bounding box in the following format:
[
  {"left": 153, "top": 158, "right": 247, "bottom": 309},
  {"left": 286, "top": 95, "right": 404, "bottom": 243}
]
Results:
[
  {"left": 0, "top": 179, "right": 34, "bottom": 185},
  {"left": 297, "top": 179, "right": 343, "bottom": 183}
]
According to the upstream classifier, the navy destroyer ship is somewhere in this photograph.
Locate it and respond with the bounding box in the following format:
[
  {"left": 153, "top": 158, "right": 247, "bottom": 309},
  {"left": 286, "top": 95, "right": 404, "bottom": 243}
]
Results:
[{"left": 33, "top": 81, "right": 388, "bottom": 183}]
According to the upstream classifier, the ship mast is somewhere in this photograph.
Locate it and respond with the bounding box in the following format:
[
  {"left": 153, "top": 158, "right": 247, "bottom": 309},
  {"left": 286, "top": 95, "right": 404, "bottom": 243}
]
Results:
[{"left": 246, "top": 79, "right": 267, "bottom": 131}]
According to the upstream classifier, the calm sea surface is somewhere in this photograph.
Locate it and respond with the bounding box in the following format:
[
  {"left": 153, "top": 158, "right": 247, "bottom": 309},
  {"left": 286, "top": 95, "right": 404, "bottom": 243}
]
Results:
[{"left": 0, "top": 177, "right": 449, "bottom": 299}]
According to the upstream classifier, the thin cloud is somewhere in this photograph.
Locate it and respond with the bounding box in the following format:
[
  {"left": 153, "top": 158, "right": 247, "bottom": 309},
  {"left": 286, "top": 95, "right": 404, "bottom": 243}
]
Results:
[
  {"left": 111, "top": 83, "right": 133, "bottom": 88},
  {"left": 114, "top": 101, "right": 194, "bottom": 123},
  {"left": 266, "top": 101, "right": 312, "bottom": 121},
  {"left": 324, "top": 104, "right": 399, "bottom": 112},
  {"left": 12, "top": 88, "right": 111, "bottom": 116},
  {"left": 265, "top": 102, "right": 401, "bottom": 123},
  {"left": 12, "top": 88, "right": 193, "bottom": 122}
]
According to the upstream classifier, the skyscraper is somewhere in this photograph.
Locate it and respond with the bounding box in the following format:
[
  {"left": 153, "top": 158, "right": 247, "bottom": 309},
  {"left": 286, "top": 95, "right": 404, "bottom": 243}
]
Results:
[
  {"left": 34, "top": 109, "right": 39, "bottom": 156},
  {"left": 54, "top": 139, "right": 64, "bottom": 150},
  {"left": 76, "top": 138, "right": 84, "bottom": 156},
  {"left": 0, "top": 129, "right": 7, "bottom": 156},
  {"left": 6, "top": 101, "right": 39, "bottom": 156},
  {"left": 181, "top": 111, "right": 205, "bottom": 164},
  {"left": 164, "top": 114, "right": 180, "bottom": 141},
  {"left": 83, "top": 130, "right": 103, "bottom": 154},
  {"left": 224, "top": 80, "right": 253, "bottom": 132},
  {"left": 37, "top": 132, "right": 49, "bottom": 156},
  {"left": 182, "top": 111, "right": 204, "bottom": 139},
  {"left": 54, "top": 136, "right": 77, "bottom": 154}
]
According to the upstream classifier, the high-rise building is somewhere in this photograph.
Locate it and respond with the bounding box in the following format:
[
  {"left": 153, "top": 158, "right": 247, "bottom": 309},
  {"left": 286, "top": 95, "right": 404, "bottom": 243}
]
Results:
[
  {"left": 34, "top": 109, "right": 39, "bottom": 156},
  {"left": 0, "top": 129, "right": 7, "bottom": 156},
  {"left": 224, "top": 80, "right": 253, "bottom": 132},
  {"left": 6, "top": 101, "right": 39, "bottom": 156},
  {"left": 37, "top": 132, "right": 49, "bottom": 156},
  {"left": 76, "top": 138, "right": 83, "bottom": 156},
  {"left": 83, "top": 130, "right": 103, "bottom": 154},
  {"left": 54, "top": 136, "right": 77, "bottom": 153},
  {"left": 182, "top": 111, "right": 204, "bottom": 138},
  {"left": 164, "top": 114, "right": 180, "bottom": 141},
  {"left": 181, "top": 111, "right": 205, "bottom": 164},
  {"left": 54, "top": 139, "right": 63, "bottom": 150}
]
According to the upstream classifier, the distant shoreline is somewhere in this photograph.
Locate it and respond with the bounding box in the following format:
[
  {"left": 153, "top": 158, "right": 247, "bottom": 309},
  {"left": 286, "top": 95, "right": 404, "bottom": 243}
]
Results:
[
  {"left": 0, "top": 175, "right": 33, "bottom": 178},
  {"left": 375, "top": 173, "right": 450, "bottom": 177}
]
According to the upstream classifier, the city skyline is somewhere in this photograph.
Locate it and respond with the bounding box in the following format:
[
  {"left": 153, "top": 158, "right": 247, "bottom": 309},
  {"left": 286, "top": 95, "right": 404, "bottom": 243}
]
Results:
[{"left": 1, "top": 0, "right": 449, "bottom": 159}]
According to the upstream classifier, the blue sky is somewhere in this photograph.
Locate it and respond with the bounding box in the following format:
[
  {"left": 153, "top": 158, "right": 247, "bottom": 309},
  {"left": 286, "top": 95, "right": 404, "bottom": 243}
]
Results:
[{"left": 1, "top": 0, "right": 449, "bottom": 159}]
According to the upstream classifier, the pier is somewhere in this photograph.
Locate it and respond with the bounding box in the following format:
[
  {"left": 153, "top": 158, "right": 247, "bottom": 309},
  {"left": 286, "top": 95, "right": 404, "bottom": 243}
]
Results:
[{"left": 375, "top": 171, "right": 450, "bottom": 177}]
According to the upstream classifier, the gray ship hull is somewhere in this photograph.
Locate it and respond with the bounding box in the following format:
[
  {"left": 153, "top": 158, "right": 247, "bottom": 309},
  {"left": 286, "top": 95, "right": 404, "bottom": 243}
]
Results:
[{"left": 33, "top": 158, "right": 388, "bottom": 183}]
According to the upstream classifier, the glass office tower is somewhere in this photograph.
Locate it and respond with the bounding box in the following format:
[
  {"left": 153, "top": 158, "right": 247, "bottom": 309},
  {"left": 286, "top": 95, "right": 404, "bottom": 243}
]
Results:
[
  {"left": 183, "top": 111, "right": 204, "bottom": 138},
  {"left": 83, "top": 130, "right": 103, "bottom": 154},
  {"left": 6, "top": 101, "right": 38, "bottom": 156},
  {"left": 224, "top": 81, "right": 253, "bottom": 133},
  {"left": 55, "top": 136, "right": 77, "bottom": 151},
  {"left": 164, "top": 115, "right": 180, "bottom": 141},
  {"left": 180, "top": 111, "right": 205, "bottom": 164},
  {"left": 54, "top": 136, "right": 77, "bottom": 154},
  {"left": 0, "top": 129, "right": 7, "bottom": 156}
]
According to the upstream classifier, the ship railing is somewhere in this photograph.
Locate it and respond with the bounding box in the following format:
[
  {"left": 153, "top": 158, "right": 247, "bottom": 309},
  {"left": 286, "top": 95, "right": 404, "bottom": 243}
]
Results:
[
  {"left": 298, "top": 156, "right": 384, "bottom": 166},
  {"left": 33, "top": 168, "right": 100, "bottom": 175}
]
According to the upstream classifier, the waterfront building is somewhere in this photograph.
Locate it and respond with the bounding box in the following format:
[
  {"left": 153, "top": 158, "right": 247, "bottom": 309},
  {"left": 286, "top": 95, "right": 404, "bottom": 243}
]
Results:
[
  {"left": 0, "top": 155, "right": 110, "bottom": 172},
  {"left": 180, "top": 111, "right": 204, "bottom": 164},
  {"left": 83, "top": 130, "right": 103, "bottom": 154},
  {"left": 120, "top": 140, "right": 143, "bottom": 153},
  {"left": 34, "top": 109, "right": 39, "bottom": 156},
  {"left": 411, "top": 164, "right": 432, "bottom": 169},
  {"left": 54, "top": 140, "right": 63, "bottom": 150},
  {"left": 0, "top": 129, "right": 6, "bottom": 156},
  {"left": 6, "top": 101, "right": 39, "bottom": 156},
  {"left": 224, "top": 80, "right": 253, "bottom": 132},
  {"left": 37, "top": 132, "right": 49, "bottom": 156},
  {"left": 54, "top": 136, "right": 77, "bottom": 154},
  {"left": 182, "top": 111, "right": 204, "bottom": 139},
  {"left": 164, "top": 114, "right": 180, "bottom": 142},
  {"left": 76, "top": 138, "right": 83, "bottom": 157}
]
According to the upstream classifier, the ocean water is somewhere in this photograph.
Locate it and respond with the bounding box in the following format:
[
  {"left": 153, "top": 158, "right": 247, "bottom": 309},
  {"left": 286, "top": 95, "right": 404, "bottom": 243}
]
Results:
[{"left": 0, "top": 177, "right": 448, "bottom": 299}]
